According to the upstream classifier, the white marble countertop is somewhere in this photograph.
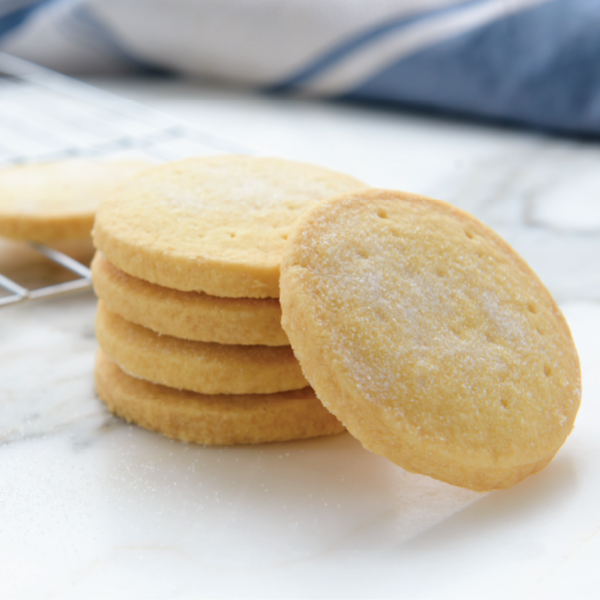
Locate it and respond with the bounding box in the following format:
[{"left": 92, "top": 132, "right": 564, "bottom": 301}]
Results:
[{"left": 1, "top": 76, "right": 599, "bottom": 599}]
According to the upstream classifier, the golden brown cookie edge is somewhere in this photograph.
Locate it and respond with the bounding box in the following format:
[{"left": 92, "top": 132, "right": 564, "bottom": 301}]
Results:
[{"left": 95, "top": 350, "right": 345, "bottom": 445}]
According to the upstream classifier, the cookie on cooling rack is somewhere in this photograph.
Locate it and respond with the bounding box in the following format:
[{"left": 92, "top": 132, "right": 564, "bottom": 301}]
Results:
[
  {"left": 91, "top": 252, "right": 289, "bottom": 346},
  {"left": 93, "top": 155, "right": 367, "bottom": 298},
  {"left": 0, "top": 159, "right": 152, "bottom": 241},
  {"left": 280, "top": 189, "right": 581, "bottom": 491},
  {"left": 95, "top": 301, "right": 307, "bottom": 395},
  {"left": 95, "top": 350, "right": 344, "bottom": 445}
]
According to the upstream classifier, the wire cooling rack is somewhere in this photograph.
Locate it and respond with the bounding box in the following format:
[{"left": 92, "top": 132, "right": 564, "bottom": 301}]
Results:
[{"left": 0, "top": 52, "right": 255, "bottom": 307}]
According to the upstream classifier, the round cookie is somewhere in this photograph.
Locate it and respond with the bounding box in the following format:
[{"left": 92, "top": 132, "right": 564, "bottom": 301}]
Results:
[
  {"left": 95, "top": 350, "right": 344, "bottom": 445},
  {"left": 280, "top": 189, "right": 581, "bottom": 491},
  {"left": 93, "top": 155, "right": 367, "bottom": 298},
  {"left": 91, "top": 252, "right": 289, "bottom": 346},
  {"left": 0, "top": 159, "right": 152, "bottom": 241},
  {"left": 95, "top": 301, "right": 307, "bottom": 395}
]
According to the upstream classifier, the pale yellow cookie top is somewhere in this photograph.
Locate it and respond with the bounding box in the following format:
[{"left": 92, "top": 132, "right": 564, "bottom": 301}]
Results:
[
  {"left": 280, "top": 189, "right": 581, "bottom": 491},
  {"left": 0, "top": 159, "right": 153, "bottom": 241},
  {"left": 93, "top": 155, "right": 367, "bottom": 298}
]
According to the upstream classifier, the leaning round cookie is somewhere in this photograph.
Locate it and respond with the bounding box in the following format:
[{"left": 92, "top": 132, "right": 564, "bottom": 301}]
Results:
[
  {"left": 0, "top": 159, "right": 152, "bottom": 241},
  {"left": 96, "top": 301, "right": 307, "bottom": 395},
  {"left": 280, "top": 189, "right": 581, "bottom": 491},
  {"left": 92, "top": 252, "right": 289, "bottom": 346},
  {"left": 93, "top": 155, "right": 367, "bottom": 298},
  {"left": 95, "top": 350, "right": 344, "bottom": 445}
]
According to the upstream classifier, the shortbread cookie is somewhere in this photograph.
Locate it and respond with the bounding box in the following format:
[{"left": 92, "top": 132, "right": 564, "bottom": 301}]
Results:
[
  {"left": 95, "top": 350, "right": 344, "bottom": 445},
  {"left": 96, "top": 301, "right": 307, "bottom": 395},
  {"left": 91, "top": 252, "right": 289, "bottom": 345},
  {"left": 0, "top": 159, "right": 152, "bottom": 241},
  {"left": 280, "top": 189, "right": 581, "bottom": 491},
  {"left": 93, "top": 155, "right": 366, "bottom": 298}
]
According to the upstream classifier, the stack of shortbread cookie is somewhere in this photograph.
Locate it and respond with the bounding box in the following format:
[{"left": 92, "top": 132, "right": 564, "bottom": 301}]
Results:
[
  {"left": 92, "top": 155, "right": 367, "bottom": 445},
  {"left": 91, "top": 155, "right": 581, "bottom": 490}
]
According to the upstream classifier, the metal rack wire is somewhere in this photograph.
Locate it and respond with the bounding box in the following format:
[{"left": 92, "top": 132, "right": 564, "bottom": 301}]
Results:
[{"left": 0, "top": 51, "right": 255, "bottom": 307}]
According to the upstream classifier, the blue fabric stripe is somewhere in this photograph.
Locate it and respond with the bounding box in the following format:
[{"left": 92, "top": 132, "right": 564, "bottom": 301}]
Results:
[
  {"left": 344, "top": 0, "right": 600, "bottom": 135},
  {"left": 0, "top": 0, "right": 59, "bottom": 39},
  {"left": 268, "top": 0, "right": 507, "bottom": 92}
]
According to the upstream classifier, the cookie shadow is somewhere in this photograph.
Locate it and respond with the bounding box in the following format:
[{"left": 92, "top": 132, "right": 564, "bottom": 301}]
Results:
[
  {"left": 403, "top": 453, "right": 579, "bottom": 551},
  {"left": 95, "top": 426, "right": 485, "bottom": 565}
]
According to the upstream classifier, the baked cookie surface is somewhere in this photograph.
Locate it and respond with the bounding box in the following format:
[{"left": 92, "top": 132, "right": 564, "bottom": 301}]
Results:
[
  {"left": 0, "top": 159, "right": 151, "bottom": 241},
  {"left": 93, "top": 155, "right": 366, "bottom": 298},
  {"left": 92, "top": 253, "right": 289, "bottom": 346},
  {"left": 95, "top": 350, "right": 344, "bottom": 445},
  {"left": 280, "top": 189, "right": 581, "bottom": 491},
  {"left": 95, "top": 301, "right": 307, "bottom": 395}
]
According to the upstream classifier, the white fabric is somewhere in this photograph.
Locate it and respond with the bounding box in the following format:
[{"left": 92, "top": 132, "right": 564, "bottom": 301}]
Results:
[{"left": 2, "top": 0, "right": 469, "bottom": 80}]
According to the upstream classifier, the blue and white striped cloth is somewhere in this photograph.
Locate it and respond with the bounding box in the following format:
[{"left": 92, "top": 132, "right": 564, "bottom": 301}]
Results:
[{"left": 1, "top": 0, "right": 599, "bottom": 135}]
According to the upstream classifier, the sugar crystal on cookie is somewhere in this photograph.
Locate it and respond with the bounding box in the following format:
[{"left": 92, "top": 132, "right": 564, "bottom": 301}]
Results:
[{"left": 280, "top": 188, "right": 581, "bottom": 491}]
